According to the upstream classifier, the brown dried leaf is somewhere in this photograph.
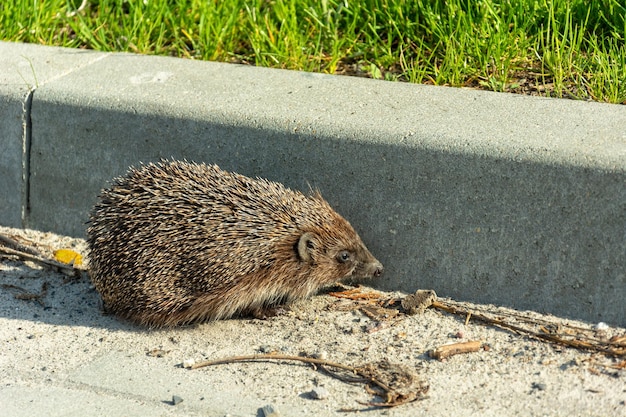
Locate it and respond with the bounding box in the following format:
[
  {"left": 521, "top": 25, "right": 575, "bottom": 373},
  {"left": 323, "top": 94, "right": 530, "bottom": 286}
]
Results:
[
  {"left": 357, "top": 359, "right": 429, "bottom": 406},
  {"left": 401, "top": 290, "right": 437, "bottom": 315}
]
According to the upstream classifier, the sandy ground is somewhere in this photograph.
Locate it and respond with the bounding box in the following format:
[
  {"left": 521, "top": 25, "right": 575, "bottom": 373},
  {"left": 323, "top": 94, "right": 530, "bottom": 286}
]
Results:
[{"left": 0, "top": 225, "right": 625, "bottom": 417}]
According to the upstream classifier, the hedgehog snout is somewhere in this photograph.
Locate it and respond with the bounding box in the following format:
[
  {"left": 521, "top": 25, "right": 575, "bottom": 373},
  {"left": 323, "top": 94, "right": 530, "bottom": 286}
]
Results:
[
  {"left": 364, "top": 259, "right": 384, "bottom": 278},
  {"left": 352, "top": 258, "right": 384, "bottom": 279}
]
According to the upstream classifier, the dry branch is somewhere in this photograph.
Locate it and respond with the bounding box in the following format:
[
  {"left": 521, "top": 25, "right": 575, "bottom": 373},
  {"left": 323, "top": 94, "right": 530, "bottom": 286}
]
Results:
[
  {"left": 190, "top": 354, "right": 428, "bottom": 407},
  {"left": 428, "top": 341, "right": 483, "bottom": 360},
  {"left": 0, "top": 236, "right": 83, "bottom": 277},
  {"left": 431, "top": 300, "right": 626, "bottom": 357}
]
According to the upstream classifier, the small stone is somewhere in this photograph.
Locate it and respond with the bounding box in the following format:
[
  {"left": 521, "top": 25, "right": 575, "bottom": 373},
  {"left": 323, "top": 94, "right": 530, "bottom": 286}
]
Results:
[
  {"left": 171, "top": 395, "right": 183, "bottom": 405},
  {"left": 593, "top": 322, "right": 609, "bottom": 331},
  {"left": 531, "top": 382, "right": 547, "bottom": 391},
  {"left": 260, "top": 404, "right": 281, "bottom": 417},
  {"left": 182, "top": 358, "right": 195, "bottom": 368},
  {"left": 313, "top": 351, "right": 328, "bottom": 360},
  {"left": 310, "top": 386, "right": 330, "bottom": 400},
  {"left": 259, "top": 345, "right": 273, "bottom": 353}
]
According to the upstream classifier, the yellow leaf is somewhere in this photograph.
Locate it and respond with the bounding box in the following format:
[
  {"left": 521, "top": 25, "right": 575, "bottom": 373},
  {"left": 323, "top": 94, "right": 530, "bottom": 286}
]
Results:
[{"left": 53, "top": 249, "right": 83, "bottom": 267}]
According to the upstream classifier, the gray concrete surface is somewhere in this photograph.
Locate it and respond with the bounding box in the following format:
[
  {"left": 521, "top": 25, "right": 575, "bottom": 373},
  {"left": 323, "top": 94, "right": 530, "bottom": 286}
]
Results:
[
  {"left": 0, "top": 43, "right": 106, "bottom": 228},
  {"left": 1, "top": 226, "right": 625, "bottom": 417},
  {"left": 0, "top": 41, "right": 625, "bottom": 326}
]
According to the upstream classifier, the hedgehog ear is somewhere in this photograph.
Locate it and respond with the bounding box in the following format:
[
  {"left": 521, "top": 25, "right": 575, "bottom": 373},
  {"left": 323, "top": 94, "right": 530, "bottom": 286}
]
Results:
[{"left": 297, "top": 232, "right": 317, "bottom": 263}]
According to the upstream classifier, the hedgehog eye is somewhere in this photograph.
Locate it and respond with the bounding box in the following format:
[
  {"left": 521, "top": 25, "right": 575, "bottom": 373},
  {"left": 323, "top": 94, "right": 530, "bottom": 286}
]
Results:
[{"left": 336, "top": 250, "right": 352, "bottom": 263}]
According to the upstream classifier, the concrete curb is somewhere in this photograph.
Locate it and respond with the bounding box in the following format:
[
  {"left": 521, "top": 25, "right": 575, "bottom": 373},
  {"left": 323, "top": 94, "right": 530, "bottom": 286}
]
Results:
[{"left": 1, "top": 41, "right": 624, "bottom": 325}]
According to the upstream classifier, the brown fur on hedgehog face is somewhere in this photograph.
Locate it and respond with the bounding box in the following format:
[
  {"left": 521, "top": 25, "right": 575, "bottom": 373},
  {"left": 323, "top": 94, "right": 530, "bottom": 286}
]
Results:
[{"left": 87, "top": 161, "right": 383, "bottom": 328}]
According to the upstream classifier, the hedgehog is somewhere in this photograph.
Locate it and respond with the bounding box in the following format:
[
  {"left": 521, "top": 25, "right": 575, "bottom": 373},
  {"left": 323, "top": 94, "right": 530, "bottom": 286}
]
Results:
[{"left": 87, "top": 160, "right": 383, "bottom": 327}]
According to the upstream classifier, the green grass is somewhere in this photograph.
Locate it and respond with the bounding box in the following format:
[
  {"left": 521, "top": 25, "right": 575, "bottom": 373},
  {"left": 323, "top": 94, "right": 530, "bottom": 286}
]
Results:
[{"left": 1, "top": 0, "right": 625, "bottom": 103}]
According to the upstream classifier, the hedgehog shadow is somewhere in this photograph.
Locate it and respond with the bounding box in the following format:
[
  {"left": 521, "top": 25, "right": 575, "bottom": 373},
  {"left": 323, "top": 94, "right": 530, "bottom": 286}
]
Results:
[
  {"left": 0, "top": 260, "right": 312, "bottom": 332},
  {"left": 0, "top": 261, "right": 141, "bottom": 331}
]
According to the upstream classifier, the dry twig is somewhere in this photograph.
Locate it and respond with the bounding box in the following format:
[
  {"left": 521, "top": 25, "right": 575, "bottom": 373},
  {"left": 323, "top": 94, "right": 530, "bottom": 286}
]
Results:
[
  {"left": 0, "top": 236, "right": 83, "bottom": 277},
  {"left": 190, "top": 354, "right": 428, "bottom": 407},
  {"left": 428, "top": 340, "right": 483, "bottom": 360},
  {"left": 1, "top": 282, "right": 49, "bottom": 306},
  {"left": 0, "top": 234, "right": 44, "bottom": 257},
  {"left": 431, "top": 300, "right": 626, "bottom": 357},
  {"left": 330, "top": 286, "right": 626, "bottom": 358}
]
